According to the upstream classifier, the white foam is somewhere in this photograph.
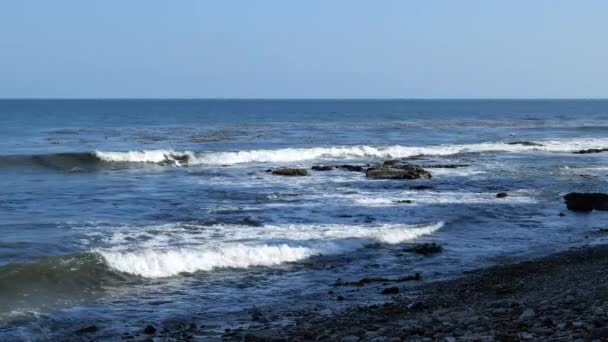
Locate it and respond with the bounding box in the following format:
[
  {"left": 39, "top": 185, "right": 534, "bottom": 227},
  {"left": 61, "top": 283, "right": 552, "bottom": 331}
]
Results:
[
  {"left": 93, "top": 137, "right": 608, "bottom": 166},
  {"left": 94, "top": 150, "right": 194, "bottom": 166},
  {"left": 95, "top": 222, "right": 443, "bottom": 277}
]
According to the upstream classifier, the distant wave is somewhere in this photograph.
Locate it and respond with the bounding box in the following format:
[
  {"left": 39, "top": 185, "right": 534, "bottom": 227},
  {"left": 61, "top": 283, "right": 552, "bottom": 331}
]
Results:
[
  {"left": 2, "top": 137, "right": 608, "bottom": 170},
  {"left": 92, "top": 138, "right": 608, "bottom": 165}
]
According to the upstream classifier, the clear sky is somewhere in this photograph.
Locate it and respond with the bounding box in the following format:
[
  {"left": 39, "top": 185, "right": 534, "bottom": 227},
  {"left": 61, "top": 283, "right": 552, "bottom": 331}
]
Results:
[{"left": 0, "top": 1, "right": 606, "bottom": 98}]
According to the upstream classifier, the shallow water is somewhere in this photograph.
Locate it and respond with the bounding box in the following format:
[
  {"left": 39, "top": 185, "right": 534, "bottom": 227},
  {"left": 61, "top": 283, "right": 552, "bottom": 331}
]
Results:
[{"left": 1, "top": 99, "right": 608, "bottom": 340}]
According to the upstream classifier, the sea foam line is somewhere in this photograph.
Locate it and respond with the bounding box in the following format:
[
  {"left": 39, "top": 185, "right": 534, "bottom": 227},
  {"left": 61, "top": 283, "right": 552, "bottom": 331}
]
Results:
[{"left": 93, "top": 137, "right": 608, "bottom": 165}]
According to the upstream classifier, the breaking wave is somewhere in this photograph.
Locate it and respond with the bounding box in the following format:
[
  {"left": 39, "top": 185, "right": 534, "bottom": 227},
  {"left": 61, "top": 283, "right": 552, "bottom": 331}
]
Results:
[
  {"left": 92, "top": 138, "right": 608, "bottom": 165},
  {"left": 95, "top": 222, "right": 444, "bottom": 278},
  {"left": 3, "top": 137, "right": 607, "bottom": 170}
]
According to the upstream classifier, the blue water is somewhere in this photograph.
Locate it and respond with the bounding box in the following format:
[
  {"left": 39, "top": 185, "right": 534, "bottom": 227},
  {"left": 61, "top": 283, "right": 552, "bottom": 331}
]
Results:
[{"left": 2, "top": 99, "right": 608, "bottom": 340}]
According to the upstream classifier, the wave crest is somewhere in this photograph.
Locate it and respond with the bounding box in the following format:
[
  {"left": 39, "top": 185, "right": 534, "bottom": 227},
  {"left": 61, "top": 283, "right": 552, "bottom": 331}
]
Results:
[{"left": 96, "top": 222, "right": 444, "bottom": 278}]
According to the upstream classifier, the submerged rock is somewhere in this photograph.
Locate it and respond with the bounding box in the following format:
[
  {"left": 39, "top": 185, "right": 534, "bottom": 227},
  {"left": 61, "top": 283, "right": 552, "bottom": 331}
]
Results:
[
  {"left": 311, "top": 165, "right": 334, "bottom": 171},
  {"left": 496, "top": 192, "right": 508, "bottom": 198},
  {"left": 272, "top": 168, "right": 309, "bottom": 176},
  {"left": 573, "top": 148, "right": 608, "bottom": 154},
  {"left": 506, "top": 141, "right": 544, "bottom": 147},
  {"left": 406, "top": 243, "right": 443, "bottom": 255},
  {"left": 410, "top": 185, "right": 434, "bottom": 190},
  {"left": 563, "top": 192, "right": 608, "bottom": 212},
  {"left": 75, "top": 325, "right": 99, "bottom": 334},
  {"left": 366, "top": 166, "right": 431, "bottom": 180}
]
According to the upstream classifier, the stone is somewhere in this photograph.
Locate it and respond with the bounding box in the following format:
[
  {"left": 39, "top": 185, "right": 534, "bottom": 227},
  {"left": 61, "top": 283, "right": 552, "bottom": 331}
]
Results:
[
  {"left": 563, "top": 192, "right": 608, "bottom": 212},
  {"left": 496, "top": 192, "right": 508, "bottom": 198},
  {"left": 366, "top": 166, "right": 431, "bottom": 180},
  {"left": 407, "top": 243, "right": 443, "bottom": 255},
  {"left": 311, "top": 165, "right": 334, "bottom": 171},
  {"left": 143, "top": 325, "right": 157, "bottom": 334},
  {"left": 381, "top": 287, "right": 400, "bottom": 295},
  {"left": 407, "top": 301, "right": 426, "bottom": 311},
  {"left": 272, "top": 168, "right": 309, "bottom": 176},
  {"left": 573, "top": 148, "right": 608, "bottom": 154},
  {"left": 519, "top": 308, "right": 535, "bottom": 320}
]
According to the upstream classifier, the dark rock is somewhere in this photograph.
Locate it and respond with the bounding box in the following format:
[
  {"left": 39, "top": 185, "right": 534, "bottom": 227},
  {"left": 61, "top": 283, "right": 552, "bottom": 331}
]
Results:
[
  {"left": 559, "top": 212, "right": 566, "bottom": 217},
  {"left": 383, "top": 159, "right": 401, "bottom": 166},
  {"left": 506, "top": 141, "right": 544, "bottom": 147},
  {"left": 496, "top": 192, "right": 508, "bottom": 198},
  {"left": 407, "top": 301, "right": 426, "bottom": 311},
  {"left": 335, "top": 273, "right": 421, "bottom": 286},
  {"left": 338, "top": 165, "right": 365, "bottom": 172},
  {"left": 563, "top": 192, "right": 608, "bottom": 212},
  {"left": 381, "top": 287, "right": 400, "bottom": 295},
  {"left": 573, "top": 148, "right": 608, "bottom": 154},
  {"left": 410, "top": 185, "right": 434, "bottom": 190},
  {"left": 406, "top": 243, "right": 443, "bottom": 255},
  {"left": 366, "top": 166, "right": 431, "bottom": 180},
  {"left": 311, "top": 165, "right": 334, "bottom": 171},
  {"left": 75, "top": 325, "right": 99, "bottom": 334},
  {"left": 395, "top": 199, "right": 413, "bottom": 204},
  {"left": 143, "top": 325, "right": 157, "bottom": 334},
  {"left": 423, "top": 164, "right": 470, "bottom": 168},
  {"left": 272, "top": 168, "right": 309, "bottom": 177}
]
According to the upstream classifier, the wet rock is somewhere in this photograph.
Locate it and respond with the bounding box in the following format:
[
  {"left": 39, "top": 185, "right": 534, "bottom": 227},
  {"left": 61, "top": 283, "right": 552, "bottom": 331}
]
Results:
[
  {"left": 563, "top": 192, "right": 608, "bottom": 212},
  {"left": 410, "top": 185, "right": 433, "bottom": 190},
  {"left": 75, "top": 325, "right": 99, "bottom": 334},
  {"left": 338, "top": 165, "right": 365, "bottom": 172},
  {"left": 559, "top": 212, "right": 566, "bottom": 217},
  {"left": 143, "top": 325, "right": 157, "bottom": 334},
  {"left": 381, "top": 287, "right": 400, "bottom": 295},
  {"left": 496, "top": 192, "right": 508, "bottom": 198},
  {"left": 506, "top": 141, "right": 544, "bottom": 147},
  {"left": 272, "top": 168, "right": 309, "bottom": 176},
  {"left": 394, "top": 200, "right": 413, "bottom": 204},
  {"left": 406, "top": 243, "right": 443, "bottom": 255},
  {"left": 573, "top": 148, "right": 608, "bottom": 154},
  {"left": 311, "top": 165, "right": 334, "bottom": 171},
  {"left": 366, "top": 166, "right": 431, "bottom": 180}
]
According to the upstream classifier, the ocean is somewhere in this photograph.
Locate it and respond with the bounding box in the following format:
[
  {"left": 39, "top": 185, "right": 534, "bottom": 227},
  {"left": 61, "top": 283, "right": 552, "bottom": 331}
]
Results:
[{"left": 1, "top": 99, "right": 608, "bottom": 340}]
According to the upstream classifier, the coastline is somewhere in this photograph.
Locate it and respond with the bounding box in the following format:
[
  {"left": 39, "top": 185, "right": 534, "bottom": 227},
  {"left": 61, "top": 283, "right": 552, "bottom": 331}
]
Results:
[{"left": 225, "top": 243, "right": 608, "bottom": 341}]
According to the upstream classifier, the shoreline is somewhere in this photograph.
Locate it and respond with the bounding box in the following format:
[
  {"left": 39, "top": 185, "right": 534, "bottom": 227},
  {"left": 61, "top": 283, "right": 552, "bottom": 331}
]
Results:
[{"left": 225, "top": 243, "right": 608, "bottom": 341}]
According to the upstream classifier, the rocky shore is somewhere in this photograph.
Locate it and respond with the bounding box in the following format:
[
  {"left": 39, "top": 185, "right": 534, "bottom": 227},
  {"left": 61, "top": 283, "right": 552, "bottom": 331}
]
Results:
[{"left": 225, "top": 244, "right": 608, "bottom": 341}]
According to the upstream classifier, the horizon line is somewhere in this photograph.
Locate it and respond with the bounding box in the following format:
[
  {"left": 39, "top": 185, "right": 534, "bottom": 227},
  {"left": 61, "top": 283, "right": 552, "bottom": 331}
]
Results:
[{"left": 1, "top": 97, "right": 607, "bottom": 101}]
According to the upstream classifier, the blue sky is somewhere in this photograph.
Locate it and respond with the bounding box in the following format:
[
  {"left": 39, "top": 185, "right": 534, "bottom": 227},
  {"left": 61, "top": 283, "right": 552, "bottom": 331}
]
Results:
[{"left": 0, "top": 1, "right": 606, "bottom": 98}]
